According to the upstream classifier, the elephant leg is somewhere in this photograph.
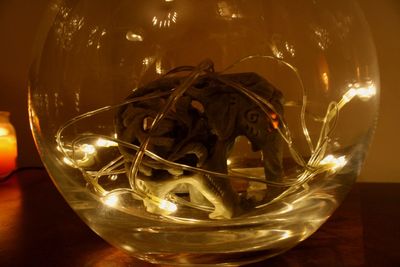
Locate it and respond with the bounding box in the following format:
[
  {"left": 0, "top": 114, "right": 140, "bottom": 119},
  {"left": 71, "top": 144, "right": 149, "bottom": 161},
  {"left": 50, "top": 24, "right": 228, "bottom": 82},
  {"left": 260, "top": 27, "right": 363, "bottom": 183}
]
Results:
[{"left": 262, "top": 130, "right": 283, "bottom": 182}]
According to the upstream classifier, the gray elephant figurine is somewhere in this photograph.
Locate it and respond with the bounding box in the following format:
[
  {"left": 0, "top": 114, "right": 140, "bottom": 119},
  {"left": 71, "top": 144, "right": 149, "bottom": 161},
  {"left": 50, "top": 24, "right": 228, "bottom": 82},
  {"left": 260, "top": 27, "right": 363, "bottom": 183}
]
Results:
[{"left": 115, "top": 71, "right": 284, "bottom": 219}]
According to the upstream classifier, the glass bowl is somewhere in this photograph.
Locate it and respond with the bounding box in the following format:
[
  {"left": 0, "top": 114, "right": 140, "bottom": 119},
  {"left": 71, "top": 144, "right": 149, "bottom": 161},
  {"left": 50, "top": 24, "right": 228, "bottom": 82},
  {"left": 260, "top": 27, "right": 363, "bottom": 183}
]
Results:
[{"left": 29, "top": 0, "right": 379, "bottom": 265}]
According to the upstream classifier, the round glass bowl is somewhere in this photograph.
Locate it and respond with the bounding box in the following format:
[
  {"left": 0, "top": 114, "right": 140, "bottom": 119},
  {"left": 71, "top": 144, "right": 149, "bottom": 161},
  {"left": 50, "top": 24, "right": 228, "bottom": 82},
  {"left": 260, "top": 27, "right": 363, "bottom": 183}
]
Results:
[{"left": 29, "top": 0, "right": 379, "bottom": 265}]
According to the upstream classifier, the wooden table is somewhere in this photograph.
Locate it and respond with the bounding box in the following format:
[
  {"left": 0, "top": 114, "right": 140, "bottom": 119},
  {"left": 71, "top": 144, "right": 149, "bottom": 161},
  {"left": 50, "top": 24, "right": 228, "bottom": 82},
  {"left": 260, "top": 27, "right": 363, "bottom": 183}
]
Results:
[{"left": 0, "top": 170, "right": 399, "bottom": 267}]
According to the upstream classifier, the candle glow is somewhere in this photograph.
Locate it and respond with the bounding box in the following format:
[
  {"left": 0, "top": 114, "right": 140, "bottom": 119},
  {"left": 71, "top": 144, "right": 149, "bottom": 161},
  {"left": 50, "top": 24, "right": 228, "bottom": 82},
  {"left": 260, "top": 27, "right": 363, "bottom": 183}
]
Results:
[{"left": 0, "top": 123, "right": 17, "bottom": 177}]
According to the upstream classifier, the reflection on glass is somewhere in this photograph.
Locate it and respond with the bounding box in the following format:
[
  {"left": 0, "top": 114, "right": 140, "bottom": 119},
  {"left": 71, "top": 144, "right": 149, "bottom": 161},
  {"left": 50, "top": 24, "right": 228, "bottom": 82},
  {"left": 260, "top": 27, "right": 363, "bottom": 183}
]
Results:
[
  {"left": 126, "top": 31, "right": 144, "bottom": 42},
  {"left": 29, "top": 1, "right": 380, "bottom": 265},
  {"left": 312, "top": 25, "right": 331, "bottom": 50},
  {"left": 218, "top": 1, "right": 242, "bottom": 20},
  {"left": 152, "top": 11, "right": 177, "bottom": 28}
]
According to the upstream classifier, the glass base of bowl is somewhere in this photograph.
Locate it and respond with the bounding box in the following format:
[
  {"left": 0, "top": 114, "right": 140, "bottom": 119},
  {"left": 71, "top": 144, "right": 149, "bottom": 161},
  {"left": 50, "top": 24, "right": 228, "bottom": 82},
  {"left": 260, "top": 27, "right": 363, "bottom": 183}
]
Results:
[
  {"left": 134, "top": 249, "right": 289, "bottom": 266},
  {"left": 57, "top": 167, "right": 354, "bottom": 266}
]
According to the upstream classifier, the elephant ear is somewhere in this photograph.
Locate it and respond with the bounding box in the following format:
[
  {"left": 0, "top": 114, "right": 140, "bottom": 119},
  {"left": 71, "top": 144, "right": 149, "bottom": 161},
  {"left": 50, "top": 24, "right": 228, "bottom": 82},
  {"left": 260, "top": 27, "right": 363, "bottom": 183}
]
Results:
[{"left": 206, "top": 93, "right": 240, "bottom": 141}]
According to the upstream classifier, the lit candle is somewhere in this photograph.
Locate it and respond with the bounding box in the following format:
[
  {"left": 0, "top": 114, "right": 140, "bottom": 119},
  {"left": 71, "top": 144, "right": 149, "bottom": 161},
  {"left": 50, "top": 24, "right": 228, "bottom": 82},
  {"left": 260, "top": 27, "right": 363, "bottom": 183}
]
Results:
[{"left": 0, "top": 112, "right": 17, "bottom": 177}]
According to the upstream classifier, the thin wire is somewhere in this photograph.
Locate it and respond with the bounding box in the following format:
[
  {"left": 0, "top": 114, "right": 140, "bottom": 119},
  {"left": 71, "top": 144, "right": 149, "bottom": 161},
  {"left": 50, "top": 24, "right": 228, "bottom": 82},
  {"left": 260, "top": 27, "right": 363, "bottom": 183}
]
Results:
[
  {"left": 214, "top": 75, "right": 307, "bottom": 167},
  {"left": 56, "top": 90, "right": 173, "bottom": 160},
  {"left": 128, "top": 59, "right": 214, "bottom": 196},
  {"left": 68, "top": 134, "right": 281, "bottom": 185},
  {"left": 222, "top": 55, "right": 314, "bottom": 154},
  {"left": 55, "top": 55, "right": 350, "bottom": 219}
]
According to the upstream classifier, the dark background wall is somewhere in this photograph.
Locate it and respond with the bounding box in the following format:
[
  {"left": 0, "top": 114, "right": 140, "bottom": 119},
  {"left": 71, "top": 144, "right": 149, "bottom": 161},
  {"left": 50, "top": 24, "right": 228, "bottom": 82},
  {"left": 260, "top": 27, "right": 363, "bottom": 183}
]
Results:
[
  {"left": 0, "top": 0, "right": 399, "bottom": 182},
  {"left": 0, "top": 0, "right": 49, "bottom": 167}
]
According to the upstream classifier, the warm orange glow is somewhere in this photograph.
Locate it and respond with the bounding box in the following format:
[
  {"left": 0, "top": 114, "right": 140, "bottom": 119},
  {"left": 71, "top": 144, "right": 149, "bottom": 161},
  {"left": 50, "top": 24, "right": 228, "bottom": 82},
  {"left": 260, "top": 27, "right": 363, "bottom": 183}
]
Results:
[
  {"left": 269, "top": 113, "right": 279, "bottom": 129},
  {"left": 272, "top": 120, "right": 279, "bottom": 129},
  {"left": 0, "top": 127, "right": 9, "bottom": 136},
  {"left": 0, "top": 128, "right": 17, "bottom": 176}
]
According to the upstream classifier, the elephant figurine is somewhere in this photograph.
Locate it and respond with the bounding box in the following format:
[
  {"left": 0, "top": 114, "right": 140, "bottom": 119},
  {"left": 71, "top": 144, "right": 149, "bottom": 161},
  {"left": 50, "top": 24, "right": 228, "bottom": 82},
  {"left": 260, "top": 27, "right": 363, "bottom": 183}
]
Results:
[{"left": 115, "top": 71, "right": 284, "bottom": 219}]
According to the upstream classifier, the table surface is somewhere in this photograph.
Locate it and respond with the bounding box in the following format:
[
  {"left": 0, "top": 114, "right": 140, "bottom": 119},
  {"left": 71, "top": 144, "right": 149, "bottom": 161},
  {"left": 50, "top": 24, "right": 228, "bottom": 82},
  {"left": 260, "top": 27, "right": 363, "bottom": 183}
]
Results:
[{"left": 0, "top": 170, "right": 399, "bottom": 267}]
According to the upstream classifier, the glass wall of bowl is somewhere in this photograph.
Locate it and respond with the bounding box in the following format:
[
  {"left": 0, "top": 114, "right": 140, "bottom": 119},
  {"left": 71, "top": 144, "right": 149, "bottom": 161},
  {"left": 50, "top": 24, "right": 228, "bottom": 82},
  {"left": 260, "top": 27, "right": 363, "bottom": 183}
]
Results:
[{"left": 29, "top": 0, "right": 379, "bottom": 265}]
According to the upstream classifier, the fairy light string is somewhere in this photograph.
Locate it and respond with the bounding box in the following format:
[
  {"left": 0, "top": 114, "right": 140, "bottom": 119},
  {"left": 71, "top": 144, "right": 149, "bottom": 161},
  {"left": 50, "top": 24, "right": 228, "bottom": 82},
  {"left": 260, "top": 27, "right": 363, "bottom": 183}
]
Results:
[{"left": 55, "top": 55, "right": 376, "bottom": 219}]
